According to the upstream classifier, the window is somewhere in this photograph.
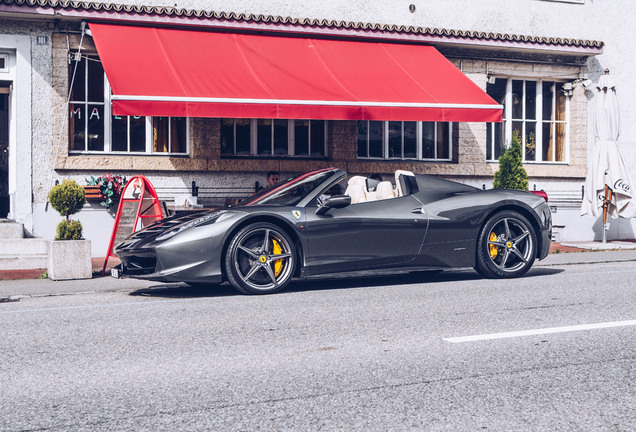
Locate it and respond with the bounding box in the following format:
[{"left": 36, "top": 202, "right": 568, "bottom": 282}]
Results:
[
  {"left": 0, "top": 54, "right": 8, "bottom": 73},
  {"left": 220, "top": 119, "right": 327, "bottom": 157},
  {"left": 357, "top": 121, "right": 452, "bottom": 160},
  {"left": 487, "top": 78, "right": 569, "bottom": 163},
  {"left": 68, "top": 55, "right": 187, "bottom": 154}
]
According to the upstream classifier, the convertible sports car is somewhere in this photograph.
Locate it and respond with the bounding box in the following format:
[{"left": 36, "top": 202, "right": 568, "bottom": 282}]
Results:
[{"left": 114, "top": 168, "right": 552, "bottom": 294}]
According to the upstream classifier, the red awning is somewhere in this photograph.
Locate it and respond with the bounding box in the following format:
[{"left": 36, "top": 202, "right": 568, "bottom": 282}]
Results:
[{"left": 89, "top": 23, "right": 502, "bottom": 122}]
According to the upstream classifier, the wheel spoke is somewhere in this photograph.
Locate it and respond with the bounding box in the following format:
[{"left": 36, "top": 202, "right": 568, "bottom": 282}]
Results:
[
  {"left": 261, "top": 229, "right": 270, "bottom": 253},
  {"left": 238, "top": 245, "right": 259, "bottom": 259},
  {"left": 241, "top": 262, "right": 261, "bottom": 283},
  {"left": 267, "top": 252, "right": 292, "bottom": 260},
  {"left": 513, "top": 230, "right": 529, "bottom": 243},
  {"left": 503, "top": 219, "right": 511, "bottom": 239},
  {"left": 488, "top": 240, "right": 506, "bottom": 248},
  {"left": 499, "top": 249, "right": 510, "bottom": 269},
  {"left": 510, "top": 247, "right": 528, "bottom": 263},
  {"left": 263, "top": 263, "right": 278, "bottom": 287}
]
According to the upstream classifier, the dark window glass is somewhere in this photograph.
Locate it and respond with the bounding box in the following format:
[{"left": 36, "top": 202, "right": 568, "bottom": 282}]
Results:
[
  {"left": 542, "top": 81, "right": 554, "bottom": 120},
  {"left": 512, "top": 80, "right": 523, "bottom": 119},
  {"left": 526, "top": 81, "right": 537, "bottom": 120},
  {"left": 512, "top": 121, "right": 523, "bottom": 141},
  {"left": 69, "top": 57, "right": 85, "bottom": 102},
  {"left": 310, "top": 120, "right": 325, "bottom": 156},
  {"left": 421, "top": 122, "right": 435, "bottom": 159},
  {"left": 487, "top": 78, "right": 507, "bottom": 117},
  {"left": 295, "top": 120, "right": 309, "bottom": 156},
  {"left": 87, "top": 58, "right": 104, "bottom": 102},
  {"left": 69, "top": 103, "right": 85, "bottom": 151},
  {"left": 130, "top": 116, "right": 146, "bottom": 152},
  {"left": 542, "top": 122, "right": 553, "bottom": 161},
  {"left": 235, "top": 119, "right": 250, "bottom": 155},
  {"left": 368, "top": 121, "right": 383, "bottom": 158},
  {"left": 388, "top": 121, "right": 402, "bottom": 159},
  {"left": 404, "top": 121, "right": 417, "bottom": 158},
  {"left": 87, "top": 104, "right": 104, "bottom": 151},
  {"left": 274, "top": 120, "right": 288, "bottom": 155},
  {"left": 494, "top": 123, "right": 504, "bottom": 160},
  {"left": 357, "top": 121, "right": 368, "bottom": 157},
  {"left": 437, "top": 123, "right": 449, "bottom": 159},
  {"left": 257, "top": 119, "right": 272, "bottom": 155},
  {"left": 220, "top": 118, "right": 234, "bottom": 155},
  {"left": 171, "top": 117, "right": 186, "bottom": 153},
  {"left": 112, "top": 115, "right": 127, "bottom": 151},
  {"left": 525, "top": 122, "right": 536, "bottom": 161},
  {"left": 486, "top": 78, "right": 507, "bottom": 160}
]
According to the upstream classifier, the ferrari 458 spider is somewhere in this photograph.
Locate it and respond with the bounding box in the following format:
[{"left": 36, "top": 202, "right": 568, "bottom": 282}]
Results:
[{"left": 114, "top": 168, "right": 552, "bottom": 294}]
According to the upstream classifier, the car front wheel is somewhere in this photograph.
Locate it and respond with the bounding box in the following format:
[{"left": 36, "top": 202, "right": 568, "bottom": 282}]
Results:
[
  {"left": 475, "top": 210, "right": 537, "bottom": 279},
  {"left": 225, "top": 222, "right": 296, "bottom": 294}
]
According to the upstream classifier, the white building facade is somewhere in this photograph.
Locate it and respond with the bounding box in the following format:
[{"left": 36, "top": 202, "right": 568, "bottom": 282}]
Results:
[{"left": 0, "top": 0, "right": 634, "bottom": 254}]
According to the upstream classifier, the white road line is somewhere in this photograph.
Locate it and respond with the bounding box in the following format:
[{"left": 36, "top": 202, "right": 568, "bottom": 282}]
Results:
[{"left": 444, "top": 319, "right": 636, "bottom": 343}]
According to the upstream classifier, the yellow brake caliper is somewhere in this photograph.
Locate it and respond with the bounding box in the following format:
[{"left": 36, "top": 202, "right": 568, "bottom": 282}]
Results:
[
  {"left": 489, "top": 232, "right": 498, "bottom": 258},
  {"left": 272, "top": 239, "right": 283, "bottom": 277}
]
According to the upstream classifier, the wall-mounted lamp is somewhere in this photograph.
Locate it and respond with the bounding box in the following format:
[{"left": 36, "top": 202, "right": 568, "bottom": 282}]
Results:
[{"left": 487, "top": 75, "right": 497, "bottom": 85}]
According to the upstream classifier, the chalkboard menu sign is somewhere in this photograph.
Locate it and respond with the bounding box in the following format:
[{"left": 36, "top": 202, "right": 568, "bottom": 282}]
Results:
[
  {"left": 113, "top": 200, "right": 139, "bottom": 246},
  {"left": 103, "top": 175, "right": 164, "bottom": 275}
]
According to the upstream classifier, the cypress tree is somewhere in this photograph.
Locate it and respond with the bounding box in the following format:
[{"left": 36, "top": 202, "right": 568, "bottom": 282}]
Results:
[{"left": 493, "top": 129, "right": 528, "bottom": 190}]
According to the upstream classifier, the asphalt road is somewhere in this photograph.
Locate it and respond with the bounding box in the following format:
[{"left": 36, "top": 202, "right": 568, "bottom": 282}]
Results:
[{"left": 1, "top": 261, "right": 635, "bottom": 431}]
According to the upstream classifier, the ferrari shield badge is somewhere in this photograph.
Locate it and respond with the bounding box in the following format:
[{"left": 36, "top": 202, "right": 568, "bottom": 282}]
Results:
[{"left": 292, "top": 210, "right": 301, "bottom": 220}]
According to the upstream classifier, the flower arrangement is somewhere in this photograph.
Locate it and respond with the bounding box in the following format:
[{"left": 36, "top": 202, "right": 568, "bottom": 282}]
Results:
[{"left": 85, "top": 173, "right": 128, "bottom": 209}]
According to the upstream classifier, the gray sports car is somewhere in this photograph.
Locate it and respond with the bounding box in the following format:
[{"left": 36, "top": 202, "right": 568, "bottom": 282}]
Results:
[{"left": 114, "top": 168, "right": 552, "bottom": 294}]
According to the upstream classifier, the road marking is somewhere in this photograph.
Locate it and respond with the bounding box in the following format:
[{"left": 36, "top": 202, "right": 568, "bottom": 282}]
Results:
[{"left": 444, "top": 319, "right": 636, "bottom": 343}]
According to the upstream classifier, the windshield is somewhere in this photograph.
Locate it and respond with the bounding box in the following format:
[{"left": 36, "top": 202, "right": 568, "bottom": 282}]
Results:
[{"left": 244, "top": 169, "right": 336, "bottom": 207}]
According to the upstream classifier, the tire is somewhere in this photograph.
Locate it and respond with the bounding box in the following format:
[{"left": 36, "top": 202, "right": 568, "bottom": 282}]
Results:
[
  {"left": 225, "top": 222, "right": 296, "bottom": 294},
  {"left": 475, "top": 210, "right": 537, "bottom": 279}
]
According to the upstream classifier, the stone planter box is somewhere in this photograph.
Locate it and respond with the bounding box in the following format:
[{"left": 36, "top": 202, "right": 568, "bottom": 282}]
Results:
[{"left": 48, "top": 239, "right": 92, "bottom": 280}]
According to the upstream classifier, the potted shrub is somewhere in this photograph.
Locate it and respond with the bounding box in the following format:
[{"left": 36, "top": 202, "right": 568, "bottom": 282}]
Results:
[
  {"left": 47, "top": 180, "right": 92, "bottom": 280},
  {"left": 493, "top": 129, "right": 529, "bottom": 191}
]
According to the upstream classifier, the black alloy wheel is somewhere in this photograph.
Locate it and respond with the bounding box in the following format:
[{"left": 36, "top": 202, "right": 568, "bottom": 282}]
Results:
[
  {"left": 475, "top": 210, "right": 537, "bottom": 278},
  {"left": 225, "top": 222, "right": 296, "bottom": 294}
]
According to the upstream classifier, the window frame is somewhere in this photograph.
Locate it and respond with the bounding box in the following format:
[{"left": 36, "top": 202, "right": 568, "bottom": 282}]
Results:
[
  {"left": 358, "top": 120, "right": 453, "bottom": 161},
  {"left": 0, "top": 53, "right": 9, "bottom": 73},
  {"left": 68, "top": 54, "right": 189, "bottom": 155},
  {"left": 487, "top": 77, "right": 570, "bottom": 164},
  {"left": 221, "top": 118, "right": 328, "bottom": 158}
]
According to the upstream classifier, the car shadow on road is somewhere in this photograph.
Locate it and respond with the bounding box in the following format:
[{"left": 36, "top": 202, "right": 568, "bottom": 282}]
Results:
[
  {"left": 129, "top": 283, "right": 239, "bottom": 298},
  {"left": 286, "top": 266, "right": 564, "bottom": 293},
  {"left": 128, "top": 267, "right": 564, "bottom": 298}
]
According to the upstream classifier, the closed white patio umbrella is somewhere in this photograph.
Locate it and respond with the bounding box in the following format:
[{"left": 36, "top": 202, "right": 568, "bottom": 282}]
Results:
[{"left": 581, "top": 69, "right": 636, "bottom": 242}]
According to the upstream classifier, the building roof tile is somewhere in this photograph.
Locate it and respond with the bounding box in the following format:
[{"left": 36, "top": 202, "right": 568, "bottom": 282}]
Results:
[{"left": 0, "top": 0, "right": 604, "bottom": 51}]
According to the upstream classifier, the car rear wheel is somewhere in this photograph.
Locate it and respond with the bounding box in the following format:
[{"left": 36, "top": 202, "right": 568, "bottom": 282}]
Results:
[
  {"left": 225, "top": 222, "right": 296, "bottom": 294},
  {"left": 475, "top": 210, "right": 537, "bottom": 279}
]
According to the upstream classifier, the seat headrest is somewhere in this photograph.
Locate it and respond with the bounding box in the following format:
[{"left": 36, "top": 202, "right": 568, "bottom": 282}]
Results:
[{"left": 376, "top": 181, "right": 395, "bottom": 200}]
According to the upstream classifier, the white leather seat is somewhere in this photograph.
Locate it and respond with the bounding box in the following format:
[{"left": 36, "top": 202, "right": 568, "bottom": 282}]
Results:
[
  {"left": 375, "top": 181, "right": 396, "bottom": 200},
  {"left": 345, "top": 183, "right": 367, "bottom": 204}
]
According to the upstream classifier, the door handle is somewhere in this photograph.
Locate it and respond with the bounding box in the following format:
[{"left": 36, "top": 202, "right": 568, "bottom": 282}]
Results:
[{"left": 411, "top": 207, "right": 426, "bottom": 214}]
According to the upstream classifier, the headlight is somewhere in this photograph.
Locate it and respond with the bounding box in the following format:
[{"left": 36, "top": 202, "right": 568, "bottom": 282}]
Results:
[{"left": 156, "top": 211, "right": 226, "bottom": 241}]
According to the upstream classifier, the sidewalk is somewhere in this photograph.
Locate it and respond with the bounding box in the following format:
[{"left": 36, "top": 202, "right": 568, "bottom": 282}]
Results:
[{"left": 2, "top": 244, "right": 636, "bottom": 301}]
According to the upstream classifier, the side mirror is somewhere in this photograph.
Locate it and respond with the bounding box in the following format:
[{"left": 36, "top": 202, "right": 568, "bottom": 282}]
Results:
[{"left": 316, "top": 194, "right": 351, "bottom": 215}]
